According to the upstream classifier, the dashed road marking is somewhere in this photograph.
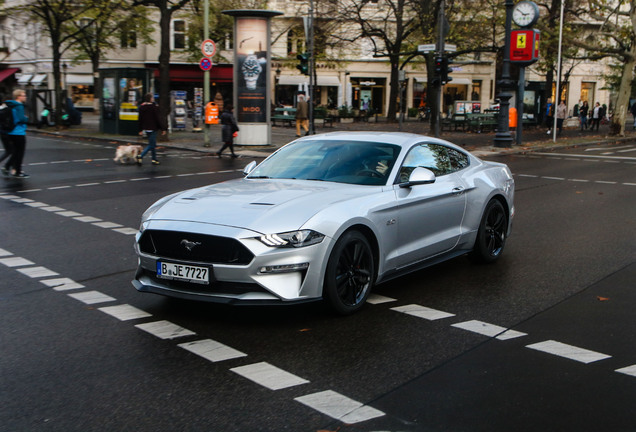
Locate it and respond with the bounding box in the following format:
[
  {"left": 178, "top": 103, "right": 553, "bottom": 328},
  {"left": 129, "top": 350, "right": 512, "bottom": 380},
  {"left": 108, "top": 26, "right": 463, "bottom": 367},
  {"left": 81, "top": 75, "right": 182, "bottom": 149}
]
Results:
[
  {"left": 231, "top": 362, "right": 310, "bottom": 390},
  {"left": 135, "top": 320, "right": 196, "bottom": 339},
  {"left": 367, "top": 294, "right": 397, "bottom": 304},
  {"left": 526, "top": 340, "right": 611, "bottom": 364},
  {"left": 17, "top": 266, "right": 59, "bottom": 278},
  {"left": 616, "top": 365, "right": 636, "bottom": 377},
  {"left": 178, "top": 339, "right": 247, "bottom": 363},
  {"left": 391, "top": 304, "right": 455, "bottom": 320},
  {"left": 452, "top": 320, "right": 527, "bottom": 340},
  {"left": 68, "top": 290, "right": 116, "bottom": 305},
  {"left": 295, "top": 390, "right": 385, "bottom": 424},
  {"left": 98, "top": 304, "right": 152, "bottom": 321}
]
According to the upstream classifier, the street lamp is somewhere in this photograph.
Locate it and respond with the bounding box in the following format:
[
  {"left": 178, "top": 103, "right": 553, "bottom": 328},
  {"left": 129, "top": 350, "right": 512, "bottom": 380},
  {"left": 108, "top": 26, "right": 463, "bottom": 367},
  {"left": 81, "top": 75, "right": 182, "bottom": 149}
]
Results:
[{"left": 493, "top": 0, "right": 514, "bottom": 148}]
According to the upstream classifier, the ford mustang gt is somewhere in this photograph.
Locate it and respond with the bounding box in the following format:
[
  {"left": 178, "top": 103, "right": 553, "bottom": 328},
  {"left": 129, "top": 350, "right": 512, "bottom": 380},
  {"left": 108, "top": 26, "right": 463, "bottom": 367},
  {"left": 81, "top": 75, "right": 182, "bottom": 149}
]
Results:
[{"left": 133, "top": 132, "right": 514, "bottom": 314}]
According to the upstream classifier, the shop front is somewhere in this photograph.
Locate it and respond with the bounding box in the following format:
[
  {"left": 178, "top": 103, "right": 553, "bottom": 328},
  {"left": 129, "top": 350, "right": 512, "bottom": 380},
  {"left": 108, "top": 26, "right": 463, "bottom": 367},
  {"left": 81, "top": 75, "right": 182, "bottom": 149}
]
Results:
[
  {"left": 350, "top": 77, "right": 385, "bottom": 115},
  {"left": 275, "top": 75, "right": 340, "bottom": 108}
]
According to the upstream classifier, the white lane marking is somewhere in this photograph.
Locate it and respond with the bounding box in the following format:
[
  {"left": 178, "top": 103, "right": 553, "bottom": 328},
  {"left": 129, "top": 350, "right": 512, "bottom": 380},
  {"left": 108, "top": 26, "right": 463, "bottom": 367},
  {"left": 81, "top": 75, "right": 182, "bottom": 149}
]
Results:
[
  {"left": 615, "top": 365, "right": 636, "bottom": 377},
  {"left": 231, "top": 362, "right": 309, "bottom": 390},
  {"left": 295, "top": 390, "right": 385, "bottom": 424},
  {"left": 0, "top": 248, "right": 13, "bottom": 257},
  {"left": 542, "top": 176, "right": 565, "bottom": 181},
  {"left": 74, "top": 216, "right": 102, "bottom": 223},
  {"left": 391, "top": 304, "right": 455, "bottom": 320},
  {"left": 98, "top": 304, "right": 152, "bottom": 321},
  {"left": 40, "top": 206, "right": 65, "bottom": 212},
  {"left": 68, "top": 290, "right": 116, "bottom": 305},
  {"left": 11, "top": 197, "right": 34, "bottom": 203},
  {"left": 534, "top": 152, "right": 636, "bottom": 161},
  {"left": 451, "top": 320, "right": 527, "bottom": 340},
  {"left": 367, "top": 294, "right": 397, "bottom": 304},
  {"left": 595, "top": 180, "right": 617, "bottom": 184},
  {"left": 17, "top": 266, "right": 59, "bottom": 278},
  {"left": 178, "top": 339, "right": 247, "bottom": 362},
  {"left": 48, "top": 186, "right": 72, "bottom": 190},
  {"left": 0, "top": 257, "right": 35, "bottom": 267},
  {"left": 56, "top": 211, "right": 83, "bottom": 217},
  {"left": 617, "top": 148, "right": 636, "bottom": 153},
  {"left": 135, "top": 320, "right": 196, "bottom": 339},
  {"left": 526, "top": 340, "right": 611, "bottom": 364},
  {"left": 585, "top": 145, "right": 634, "bottom": 152},
  {"left": 112, "top": 227, "right": 138, "bottom": 235},
  {"left": 25, "top": 202, "right": 49, "bottom": 207},
  {"left": 77, "top": 183, "right": 100, "bottom": 187},
  {"left": 40, "top": 277, "right": 85, "bottom": 291},
  {"left": 93, "top": 221, "right": 123, "bottom": 229}
]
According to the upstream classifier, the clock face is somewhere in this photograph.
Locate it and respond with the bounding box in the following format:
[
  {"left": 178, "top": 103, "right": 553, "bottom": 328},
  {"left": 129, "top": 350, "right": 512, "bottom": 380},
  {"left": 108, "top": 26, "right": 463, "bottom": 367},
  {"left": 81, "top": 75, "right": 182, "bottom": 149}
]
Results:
[{"left": 513, "top": 1, "right": 539, "bottom": 28}]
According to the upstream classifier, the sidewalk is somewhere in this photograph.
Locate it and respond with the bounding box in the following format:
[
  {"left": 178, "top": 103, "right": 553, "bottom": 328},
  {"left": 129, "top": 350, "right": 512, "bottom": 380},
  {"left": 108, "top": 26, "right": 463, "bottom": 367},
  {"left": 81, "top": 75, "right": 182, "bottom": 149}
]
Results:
[{"left": 32, "top": 112, "right": 636, "bottom": 158}]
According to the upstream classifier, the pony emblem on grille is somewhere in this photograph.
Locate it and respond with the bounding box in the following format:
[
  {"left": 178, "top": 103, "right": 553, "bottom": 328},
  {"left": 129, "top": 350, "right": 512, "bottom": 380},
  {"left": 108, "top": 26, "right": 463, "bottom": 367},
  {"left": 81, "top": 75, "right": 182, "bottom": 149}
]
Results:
[{"left": 180, "top": 239, "right": 202, "bottom": 252}]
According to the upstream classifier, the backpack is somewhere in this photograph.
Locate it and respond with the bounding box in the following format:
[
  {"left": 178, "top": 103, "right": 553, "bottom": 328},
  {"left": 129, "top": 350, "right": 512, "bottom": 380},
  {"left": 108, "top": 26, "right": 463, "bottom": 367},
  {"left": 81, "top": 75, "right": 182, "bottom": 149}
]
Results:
[{"left": 0, "top": 102, "right": 15, "bottom": 133}]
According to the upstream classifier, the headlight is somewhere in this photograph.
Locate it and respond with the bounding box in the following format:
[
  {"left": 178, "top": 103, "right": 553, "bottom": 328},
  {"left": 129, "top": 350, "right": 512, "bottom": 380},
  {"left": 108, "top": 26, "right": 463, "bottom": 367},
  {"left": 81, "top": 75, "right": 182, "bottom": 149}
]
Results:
[{"left": 258, "top": 230, "right": 325, "bottom": 248}]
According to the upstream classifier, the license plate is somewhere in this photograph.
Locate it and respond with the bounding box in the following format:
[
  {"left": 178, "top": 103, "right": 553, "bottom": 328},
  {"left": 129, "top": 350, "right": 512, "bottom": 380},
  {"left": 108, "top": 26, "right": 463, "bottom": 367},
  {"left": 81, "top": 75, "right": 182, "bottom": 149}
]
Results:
[{"left": 157, "top": 261, "right": 210, "bottom": 285}]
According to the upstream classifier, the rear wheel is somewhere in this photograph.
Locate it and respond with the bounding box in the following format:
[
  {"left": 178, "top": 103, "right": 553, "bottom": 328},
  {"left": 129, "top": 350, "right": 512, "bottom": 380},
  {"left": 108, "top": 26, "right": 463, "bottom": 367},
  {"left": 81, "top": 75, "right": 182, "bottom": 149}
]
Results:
[
  {"left": 470, "top": 199, "right": 508, "bottom": 263},
  {"left": 323, "top": 230, "right": 374, "bottom": 315}
]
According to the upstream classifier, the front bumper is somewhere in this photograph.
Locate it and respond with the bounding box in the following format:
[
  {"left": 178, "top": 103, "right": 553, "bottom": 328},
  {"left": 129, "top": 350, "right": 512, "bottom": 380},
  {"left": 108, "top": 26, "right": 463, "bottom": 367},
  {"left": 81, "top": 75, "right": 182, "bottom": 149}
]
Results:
[{"left": 132, "top": 221, "right": 332, "bottom": 304}]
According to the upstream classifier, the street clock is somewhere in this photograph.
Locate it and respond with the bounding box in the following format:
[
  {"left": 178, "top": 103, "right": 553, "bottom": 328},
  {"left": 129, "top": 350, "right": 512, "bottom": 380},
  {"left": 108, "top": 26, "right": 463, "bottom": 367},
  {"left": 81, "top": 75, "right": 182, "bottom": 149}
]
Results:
[{"left": 512, "top": 1, "right": 540, "bottom": 28}]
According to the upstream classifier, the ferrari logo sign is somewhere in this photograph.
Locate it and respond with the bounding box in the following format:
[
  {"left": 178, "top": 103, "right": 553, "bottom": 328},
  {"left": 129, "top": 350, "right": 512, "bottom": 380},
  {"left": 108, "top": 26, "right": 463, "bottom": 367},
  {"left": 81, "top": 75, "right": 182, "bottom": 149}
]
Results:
[{"left": 516, "top": 34, "right": 527, "bottom": 49}]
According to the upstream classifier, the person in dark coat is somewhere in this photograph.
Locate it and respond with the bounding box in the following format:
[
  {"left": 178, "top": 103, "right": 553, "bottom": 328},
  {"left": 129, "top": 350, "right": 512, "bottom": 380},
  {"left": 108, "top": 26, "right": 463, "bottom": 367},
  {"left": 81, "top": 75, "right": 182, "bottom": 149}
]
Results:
[
  {"left": 217, "top": 104, "right": 239, "bottom": 158},
  {"left": 136, "top": 93, "right": 166, "bottom": 165}
]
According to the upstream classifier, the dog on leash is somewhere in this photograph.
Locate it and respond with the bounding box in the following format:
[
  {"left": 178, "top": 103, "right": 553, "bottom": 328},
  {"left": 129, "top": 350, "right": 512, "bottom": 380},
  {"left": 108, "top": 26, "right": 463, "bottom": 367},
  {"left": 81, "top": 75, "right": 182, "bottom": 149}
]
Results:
[{"left": 114, "top": 145, "right": 144, "bottom": 164}]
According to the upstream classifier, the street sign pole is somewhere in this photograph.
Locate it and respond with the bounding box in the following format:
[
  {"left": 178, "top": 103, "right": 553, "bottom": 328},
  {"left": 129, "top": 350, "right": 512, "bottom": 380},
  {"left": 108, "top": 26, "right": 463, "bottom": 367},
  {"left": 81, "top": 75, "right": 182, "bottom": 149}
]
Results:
[{"left": 203, "top": 0, "right": 210, "bottom": 147}]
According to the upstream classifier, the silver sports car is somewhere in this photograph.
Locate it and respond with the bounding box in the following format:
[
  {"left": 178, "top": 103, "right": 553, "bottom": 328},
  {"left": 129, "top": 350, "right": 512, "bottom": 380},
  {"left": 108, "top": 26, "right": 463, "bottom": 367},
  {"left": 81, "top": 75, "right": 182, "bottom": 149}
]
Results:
[{"left": 133, "top": 132, "right": 514, "bottom": 314}]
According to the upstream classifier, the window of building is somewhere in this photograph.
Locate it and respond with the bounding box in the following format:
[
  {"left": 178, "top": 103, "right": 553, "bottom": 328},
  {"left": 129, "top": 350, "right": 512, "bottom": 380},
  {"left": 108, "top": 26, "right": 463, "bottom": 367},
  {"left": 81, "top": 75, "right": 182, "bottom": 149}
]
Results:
[
  {"left": 172, "top": 20, "right": 186, "bottom": 50},
  {"left": 120, "top": 23, "right": 137, "bottom": 49},
  {"left": 287, "top": 28, "right": 304, "bottom": 56}
]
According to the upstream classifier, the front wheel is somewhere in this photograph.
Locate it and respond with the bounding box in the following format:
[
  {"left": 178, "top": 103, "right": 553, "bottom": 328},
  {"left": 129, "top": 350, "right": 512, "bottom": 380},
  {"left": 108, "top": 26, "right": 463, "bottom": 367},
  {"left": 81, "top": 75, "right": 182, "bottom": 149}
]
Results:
[
  {"left": 323, "top": 230, "right": 375, "bottom": 315},
  {"left": 470, "top": 199, "right": 508, "bottom": 264}
]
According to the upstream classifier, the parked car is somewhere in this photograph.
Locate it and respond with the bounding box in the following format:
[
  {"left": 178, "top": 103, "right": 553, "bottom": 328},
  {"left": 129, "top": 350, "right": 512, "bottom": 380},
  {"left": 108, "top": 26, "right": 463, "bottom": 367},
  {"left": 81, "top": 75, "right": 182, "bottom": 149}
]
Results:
[{"left": 133, "top": 132, "right": 515, "bottom": 314}]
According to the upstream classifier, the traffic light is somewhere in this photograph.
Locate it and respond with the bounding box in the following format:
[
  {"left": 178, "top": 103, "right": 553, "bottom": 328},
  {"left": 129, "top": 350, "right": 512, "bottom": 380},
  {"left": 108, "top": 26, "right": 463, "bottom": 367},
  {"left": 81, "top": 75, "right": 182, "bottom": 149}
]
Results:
[
  {"left": 441, "top": 56, "right": 453, "bottom": 84},
  {"left": 297, "top": 52, "right": 309, "bottom": 75},
  {"left": 434, "top": 56, "right": 443, "bottom": 79}
]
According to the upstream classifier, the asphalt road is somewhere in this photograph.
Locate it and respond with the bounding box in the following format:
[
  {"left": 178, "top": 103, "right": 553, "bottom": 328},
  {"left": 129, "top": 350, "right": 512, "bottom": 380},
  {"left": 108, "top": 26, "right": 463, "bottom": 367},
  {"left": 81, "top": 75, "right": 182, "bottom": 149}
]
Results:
[{"left": 1, "top": 135, "right": 635, "bottom": 431}]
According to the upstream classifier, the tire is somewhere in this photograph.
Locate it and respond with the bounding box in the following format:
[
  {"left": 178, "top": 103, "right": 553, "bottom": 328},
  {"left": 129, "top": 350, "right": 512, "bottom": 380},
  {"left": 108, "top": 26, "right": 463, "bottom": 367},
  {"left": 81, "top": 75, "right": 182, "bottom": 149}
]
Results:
[
  {"left": 323, "top": 230, "right": 375, "bottom": 315},
  {"left": 470, "top": 199, "right": 508, "bottom": 264}
]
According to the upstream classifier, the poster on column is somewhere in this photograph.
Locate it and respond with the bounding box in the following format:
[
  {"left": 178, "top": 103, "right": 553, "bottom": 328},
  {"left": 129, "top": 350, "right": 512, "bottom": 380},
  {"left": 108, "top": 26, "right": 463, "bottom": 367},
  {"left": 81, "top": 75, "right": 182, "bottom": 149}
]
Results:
[{"left": 236, "top": 17, "right": 268, "bottom": 123}]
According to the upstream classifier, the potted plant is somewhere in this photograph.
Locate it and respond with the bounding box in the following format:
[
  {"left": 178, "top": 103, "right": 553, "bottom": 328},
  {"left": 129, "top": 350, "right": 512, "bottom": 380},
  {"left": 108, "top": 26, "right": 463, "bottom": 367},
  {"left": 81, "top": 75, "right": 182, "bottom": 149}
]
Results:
[{"left": 338, "top": 105, "right": 354, "bottom": 123}]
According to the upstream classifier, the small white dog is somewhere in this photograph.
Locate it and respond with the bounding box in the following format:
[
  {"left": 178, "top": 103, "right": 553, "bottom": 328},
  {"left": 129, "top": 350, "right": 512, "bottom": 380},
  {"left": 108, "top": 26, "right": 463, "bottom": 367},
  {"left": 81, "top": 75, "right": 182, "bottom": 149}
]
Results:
[{"left": 114, "top": 145, "right": 143, "bottom": 164}]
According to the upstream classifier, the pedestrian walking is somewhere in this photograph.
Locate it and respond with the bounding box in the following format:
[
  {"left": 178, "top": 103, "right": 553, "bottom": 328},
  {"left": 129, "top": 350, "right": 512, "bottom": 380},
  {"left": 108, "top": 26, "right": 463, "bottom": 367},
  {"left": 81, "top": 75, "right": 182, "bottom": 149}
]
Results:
[
  {"left": 556, "top": 100, "right": 567, "bottom": 135},
  {"left": 579, "top": 101, "right": 589, "bottom": 130},
  {"left": 136, "top": 93, "right": 166, "bottom": 166},
  {"left": 545, "top": 97, "right": 554, "bottom": 135},
  {"left": 295, "top": 94, "right": 309, "bottom": 137},
  {"left": 217, "top": 104, "right": 239, "bottom": 158},
  {"left": 1, "top": 89, "right": 29, "bottom": 178},
  {"left": 590, "top": 102, "right": 602, "bottom": 131}
]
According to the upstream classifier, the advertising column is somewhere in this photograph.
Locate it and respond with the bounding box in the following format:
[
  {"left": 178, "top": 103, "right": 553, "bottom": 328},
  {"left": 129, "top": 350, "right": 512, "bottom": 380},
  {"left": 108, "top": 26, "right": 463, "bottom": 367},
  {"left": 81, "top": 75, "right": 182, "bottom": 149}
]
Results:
[{"left": 223, "top": 9, "right": 282, "bottom": 146}]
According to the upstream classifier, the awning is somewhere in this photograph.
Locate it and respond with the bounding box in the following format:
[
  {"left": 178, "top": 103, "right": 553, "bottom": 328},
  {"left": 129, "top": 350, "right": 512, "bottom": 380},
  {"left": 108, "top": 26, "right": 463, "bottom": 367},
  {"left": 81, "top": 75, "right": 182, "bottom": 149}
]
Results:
[
  {"left": 66, "top": 73, "right": 94, "bottom": 85},
  {"left": 17, "top": 74, "right": 33, "bottom": 84},
  {"left": 0, "top": 68, "right": 20, "bottom": 83},
  {"left": 278, "top": 75, "right": 340, "bottom": 86},
  {"left": 30, "top": 74, "right": 47, "bottom": 85},
  {"left": 151, "top": 64, "right": 233, "bottom": 83},
  {"left": 447, "top": 78, "right": 471, "bottom": 85}
]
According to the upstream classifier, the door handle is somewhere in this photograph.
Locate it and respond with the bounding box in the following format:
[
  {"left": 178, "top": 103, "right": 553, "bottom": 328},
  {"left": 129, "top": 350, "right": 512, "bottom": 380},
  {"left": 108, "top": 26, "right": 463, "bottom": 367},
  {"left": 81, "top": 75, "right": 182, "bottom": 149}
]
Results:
[{"left": 452, "top": 187, "right": 465, "bottom": 195}]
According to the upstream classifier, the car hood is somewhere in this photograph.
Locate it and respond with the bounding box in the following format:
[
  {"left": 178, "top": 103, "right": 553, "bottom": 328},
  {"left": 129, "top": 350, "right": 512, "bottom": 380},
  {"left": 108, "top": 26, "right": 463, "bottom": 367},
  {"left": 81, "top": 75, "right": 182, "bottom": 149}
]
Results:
[{"left": 148, "top": 178, "right": 373, "bottom": 234}]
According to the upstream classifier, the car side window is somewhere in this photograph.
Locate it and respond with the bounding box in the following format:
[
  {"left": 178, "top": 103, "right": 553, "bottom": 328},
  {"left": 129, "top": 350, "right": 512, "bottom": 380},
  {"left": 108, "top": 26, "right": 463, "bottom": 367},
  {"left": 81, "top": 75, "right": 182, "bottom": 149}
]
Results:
[
  {"left": 398, "top": 143, "right": 452, "bottom": 182},
  {"left": 447, "top": 148, "right": 470, "bottom": 171}
]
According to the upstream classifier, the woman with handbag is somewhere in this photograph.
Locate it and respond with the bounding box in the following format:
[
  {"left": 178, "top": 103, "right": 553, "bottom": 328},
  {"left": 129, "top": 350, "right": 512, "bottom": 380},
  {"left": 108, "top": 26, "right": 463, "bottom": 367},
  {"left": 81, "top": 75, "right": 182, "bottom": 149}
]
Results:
[{"left": 217, "top": 104, "right": 239, "bottom": 158}]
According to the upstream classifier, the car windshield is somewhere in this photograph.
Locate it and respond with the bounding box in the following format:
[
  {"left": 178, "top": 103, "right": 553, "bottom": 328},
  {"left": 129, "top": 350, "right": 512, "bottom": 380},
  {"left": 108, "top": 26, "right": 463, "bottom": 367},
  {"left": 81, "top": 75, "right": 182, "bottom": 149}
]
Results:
[{"left": 247, "top": 140, "right": 401, "bottom": 185}]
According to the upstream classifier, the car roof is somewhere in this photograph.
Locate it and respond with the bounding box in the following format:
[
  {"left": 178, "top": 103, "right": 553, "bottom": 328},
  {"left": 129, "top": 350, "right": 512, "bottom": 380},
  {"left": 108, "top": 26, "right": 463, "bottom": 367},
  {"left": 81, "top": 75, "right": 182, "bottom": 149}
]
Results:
[{"left": 297, "top": 131, "right": 464, "bottom": 151}]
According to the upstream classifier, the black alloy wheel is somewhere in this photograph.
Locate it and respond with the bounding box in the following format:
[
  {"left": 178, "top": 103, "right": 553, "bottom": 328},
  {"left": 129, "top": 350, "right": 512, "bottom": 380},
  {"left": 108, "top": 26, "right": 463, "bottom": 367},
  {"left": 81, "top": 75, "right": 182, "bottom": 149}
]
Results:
[
  {"left": 323, "top": 230, "right": 375, "bottom": 315},
  {"left": 470, "top": 199, "right": 508, "bottom": 263}
]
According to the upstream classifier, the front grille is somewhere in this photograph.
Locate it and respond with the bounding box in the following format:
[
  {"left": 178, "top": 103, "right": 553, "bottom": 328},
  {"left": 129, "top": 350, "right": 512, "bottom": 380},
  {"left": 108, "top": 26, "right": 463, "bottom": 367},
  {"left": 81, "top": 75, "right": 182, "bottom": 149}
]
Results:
[
  {"left": 142, "top": 269, "right": 267, "bottom": 296},
  {"left": 138, "top": 229, "right": 254, "bottom": 265}
]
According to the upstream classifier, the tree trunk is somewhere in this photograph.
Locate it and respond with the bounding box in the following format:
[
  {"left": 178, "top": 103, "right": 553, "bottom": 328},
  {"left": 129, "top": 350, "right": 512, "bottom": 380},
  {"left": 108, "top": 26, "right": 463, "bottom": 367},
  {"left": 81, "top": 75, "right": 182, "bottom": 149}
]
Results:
[
  {"left": 386, "top": 57, "right": 400, "bottom": 122},
  {"left": 611, "top": 47, "right": 635, "bottom": 136}
]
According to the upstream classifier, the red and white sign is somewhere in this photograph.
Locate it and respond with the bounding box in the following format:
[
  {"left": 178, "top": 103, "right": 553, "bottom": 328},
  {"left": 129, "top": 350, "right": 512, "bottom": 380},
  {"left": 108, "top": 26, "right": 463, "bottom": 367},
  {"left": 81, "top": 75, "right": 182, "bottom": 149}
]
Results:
[
  {"left": 201, "top": 39, "right": 216, "bottom": 58},
  {"left": 510, "top": 29, "right": 540, "bottom": 64},
  {"left": 199, "top": 57, "right": 213, "bottom": 71}
]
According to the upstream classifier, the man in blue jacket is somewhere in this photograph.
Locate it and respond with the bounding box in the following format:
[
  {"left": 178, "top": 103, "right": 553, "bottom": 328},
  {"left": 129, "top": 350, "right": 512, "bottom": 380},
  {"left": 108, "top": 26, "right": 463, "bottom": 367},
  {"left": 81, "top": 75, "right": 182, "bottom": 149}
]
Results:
[{"left": 2, "top": 89, "right": 29, "bottom": 178}]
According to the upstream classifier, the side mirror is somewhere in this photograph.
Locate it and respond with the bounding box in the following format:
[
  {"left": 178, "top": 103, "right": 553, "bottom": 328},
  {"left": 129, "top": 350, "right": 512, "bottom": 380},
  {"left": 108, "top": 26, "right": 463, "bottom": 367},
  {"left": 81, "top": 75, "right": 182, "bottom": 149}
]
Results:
[
  {"left": 400, "top": 167, "right": 436, "bottom": 188},
  {"left": 243, "top": 161, "right": 257, "bottom": 176}
]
